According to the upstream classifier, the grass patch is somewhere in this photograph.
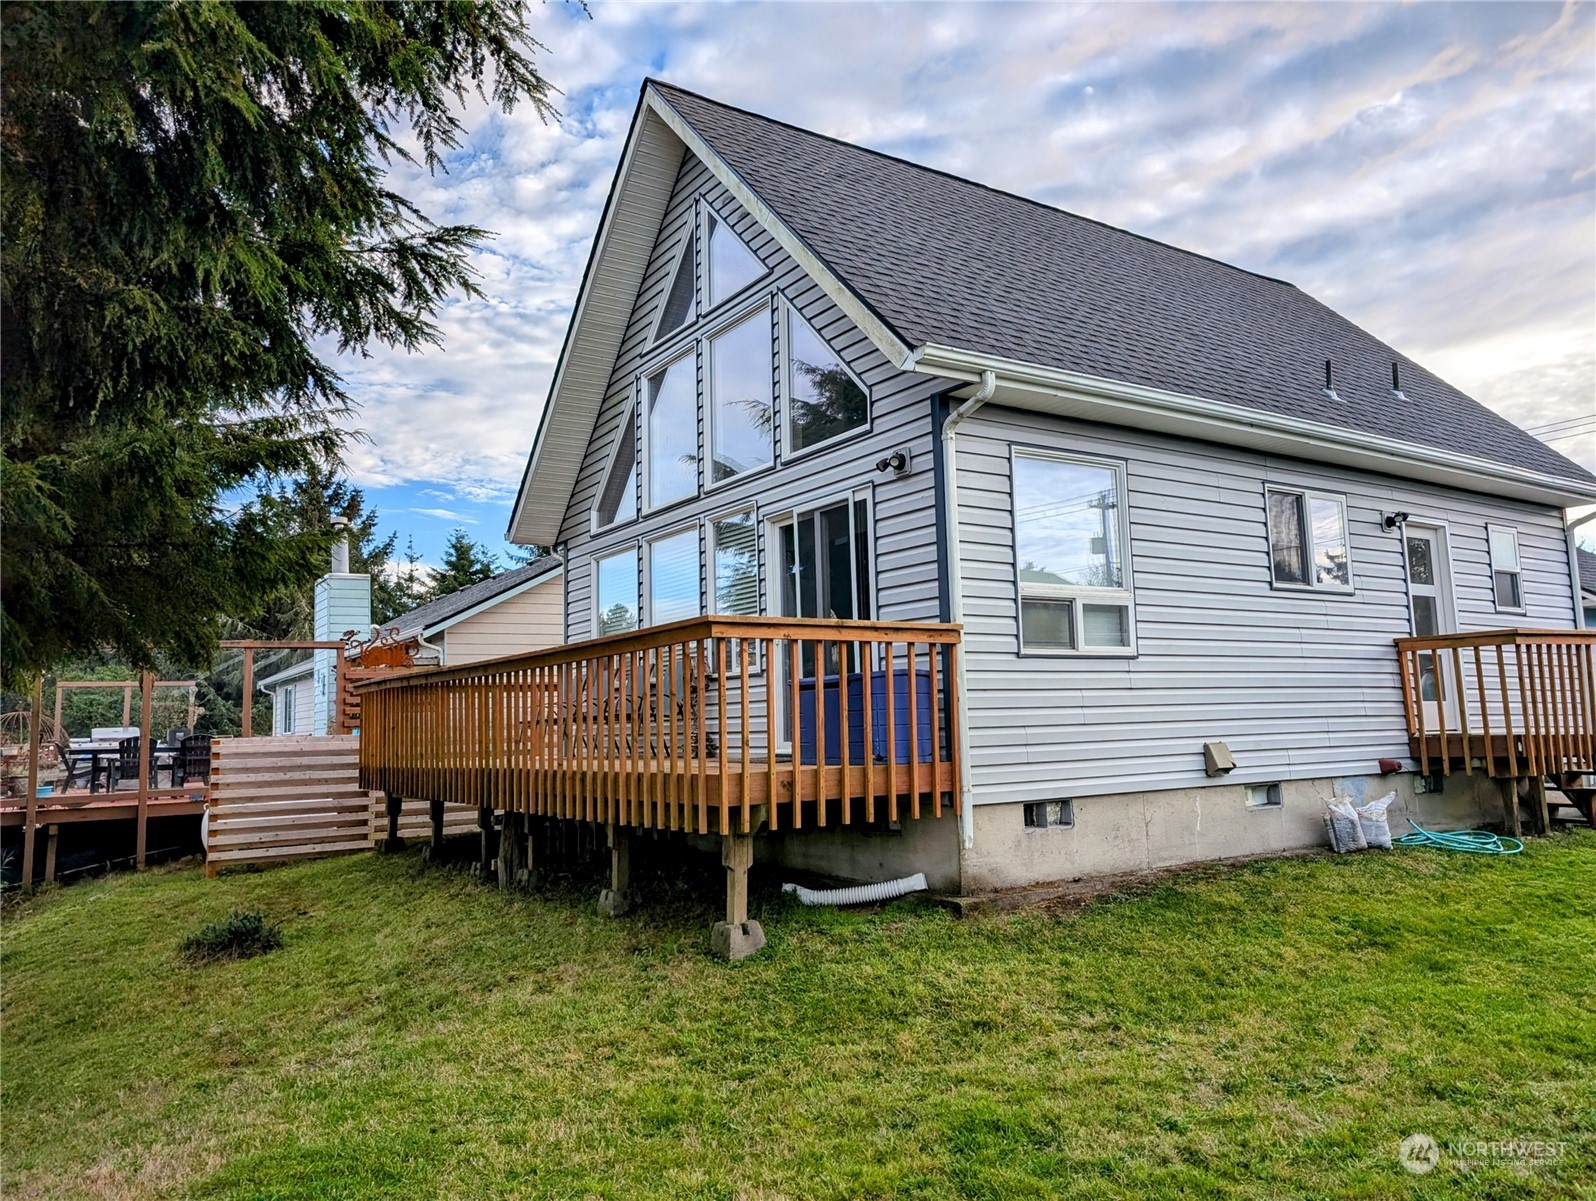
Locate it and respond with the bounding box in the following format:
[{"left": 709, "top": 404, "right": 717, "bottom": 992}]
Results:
[
  {"left": 3, "top": 833, "right": 1593, "bottom": 1199},
  {"left": 178, "top": 910, "right": 284, "bottom": 964}
]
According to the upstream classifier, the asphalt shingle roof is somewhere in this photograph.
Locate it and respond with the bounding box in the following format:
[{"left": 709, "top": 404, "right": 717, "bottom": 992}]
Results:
[
  {"left": 384, "top": 557, "right": 562, "bottom": 641},
  {"left": 654, "top": 82, "right": 1592, "bottom": 486}
]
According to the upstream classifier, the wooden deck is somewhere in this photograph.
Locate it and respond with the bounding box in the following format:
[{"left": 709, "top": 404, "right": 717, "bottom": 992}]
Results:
[
  {"left": 357, "top": 615, "right": 964, "bottom": 836},
  {"left": 1396, "top": 629, "right": 1595, "bottom": 780}
]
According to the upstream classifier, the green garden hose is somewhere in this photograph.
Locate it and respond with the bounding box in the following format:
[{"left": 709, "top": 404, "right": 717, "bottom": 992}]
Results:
[{"left": 1394, "top": 820, "right": 1523, "bottom": 855}]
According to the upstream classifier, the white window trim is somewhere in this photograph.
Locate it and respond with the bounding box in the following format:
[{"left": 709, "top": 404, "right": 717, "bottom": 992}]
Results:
[
  {"left": 1264, "top": 484, "right": 1355, "bottom": 594},
  {"left": 1011, "top": 446, "right": 1137, "bottom": 658},
  {"left": 649, "top": 232, "right": 697, "bottom": 347},
  {"left": 709, "top": 504, "right": 761, "bottom": 617},
  {"left": 590, "top": 396, "right": 640, "bottom": 535},
  {"left": 779, "top": 299, "right": 873, "bottom": 462},
  {"left": 644, "top": 521, "right": 703, "bottom": 627},
  {"left": 703, "top": 299, "right": 777, "bottom": 493},
  {"left": 593, "top": 543, "right": 641, "bottom": 637},
  {"left": 702, "top": 199, "right": 771, "bottom": 318},
  {"left": 639, "top": 348, "right": 699, "bottom": 516},
  {"left": 1487, "top": 523, "right": 1526, "bottom": 614}
]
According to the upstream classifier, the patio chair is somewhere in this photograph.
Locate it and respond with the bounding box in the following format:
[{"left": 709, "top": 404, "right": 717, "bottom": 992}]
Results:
[
  {"left": 173, "top": 733, "right": 212, "bottom": 788},
  {"left": 108, "top": 736, "right": 141, "bottom": 790}
]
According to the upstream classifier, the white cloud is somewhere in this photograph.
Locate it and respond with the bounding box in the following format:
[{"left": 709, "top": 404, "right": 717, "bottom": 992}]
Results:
[{"left": 333, "top": 0, "right": 1596, "bottom": 504}]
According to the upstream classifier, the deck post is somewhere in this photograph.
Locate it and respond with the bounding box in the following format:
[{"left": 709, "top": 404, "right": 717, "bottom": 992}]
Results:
[
  {"left": 44, "top": 824, "right": 59, "bottom": 884},
  {"left": 710, "top": 832, "right": 765, "bottom": 961},
  {"left": 498, "top": 811, "right": 530, "bottom": 891},
  {"left": 376, "top": 791, "right": 406, "bottom": 853},
  {"left": 21, "top": 677, "right": 41, "bottom": 894},
  {"left": 422, "top": 798, "right": 445, "bottom": 865},
  {"left": 135, "top": 669, "right": 152, "bottom": 869},
  {"left": 475, "top": 805, "right": 495, "bottom": 880},
  {"left": 1500, "top": 778, "right": 1524, "bottom": 840},
  {"left": 597, "top": 822, "right": 633, "bottom": 916},
  {"left": 1527, "top": 775, "right": 1550, "bottom": 837}
]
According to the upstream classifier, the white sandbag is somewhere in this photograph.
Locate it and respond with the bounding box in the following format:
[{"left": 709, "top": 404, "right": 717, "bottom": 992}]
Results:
[
  {"left": 1355, "top": 792, "right": 1397, "bottom": 850},
  {"left": 1325, "top": 798, "right": 1368, "bottom": 853}
]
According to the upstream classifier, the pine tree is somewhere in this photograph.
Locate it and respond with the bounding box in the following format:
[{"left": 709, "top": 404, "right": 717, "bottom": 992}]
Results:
[
  {"left": 1, "top": 0, "right": 558, "bottom": 681},
  {"left": 428, "top": 529, "right": 500, "bottom": 600}
]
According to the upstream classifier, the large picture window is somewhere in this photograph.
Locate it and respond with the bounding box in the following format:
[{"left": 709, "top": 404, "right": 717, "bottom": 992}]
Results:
[
  {"left": 1266, "top": 486, "right": 1351, "bottom": 591},
  {"left": 646, "top": 356, "right": 697, "bottom": 510},
  {"left": 595, "top": 549, "right": 639, "bottom": 636},
  {"left": 1488, "top": 525, "right": 1523, "bottom": 611},
  {"left": 648, "top": 527, "right": 700, "bottom": 626},
  {"left": 1012, "top": 450, "right": 1134, "bottom": 654},
  {"left": 706, "top": 211, "right": 764, "bottom": 309},
  {"left": 707, "top": 311, "right": 773, "bottom": 483},
  {"left": 594, "top": 406, "right": 637, "bottom": 529},
  {"left": 786, "top": 310, "right": 869, "bottom": 454}
]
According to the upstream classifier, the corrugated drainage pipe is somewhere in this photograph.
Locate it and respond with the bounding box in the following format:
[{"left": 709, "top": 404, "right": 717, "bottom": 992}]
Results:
[{"left": 782, "top": 872, "right": 928, "bottom": 907}]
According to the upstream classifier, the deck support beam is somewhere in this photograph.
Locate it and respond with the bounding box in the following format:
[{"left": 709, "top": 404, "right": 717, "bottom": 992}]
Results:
[
  {"left": 44, "top": 824, "right": 59, "bottom": 884},
  {"left": 710, "top": 832, "right": 765, "bottom": 961},
  {"left": 1499, "top": 778, "right": 1524, "bottom": 840},
  {"left": 498, "top": 811, "right": 533, "bottom": 891},
  {"left": 426, "top": 798, "right": 445, "bottom": 864},
  {"left": 598, "top": 823, "right": 633, "bottom": 916},
  {"left": 376, "top": 792, "right": 406, "bottom": 853}
]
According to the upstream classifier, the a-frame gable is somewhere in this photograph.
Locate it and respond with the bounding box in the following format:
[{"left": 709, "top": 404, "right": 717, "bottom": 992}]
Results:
[{"left": 509, "top": 83, "right": 911, "bottom": 547}]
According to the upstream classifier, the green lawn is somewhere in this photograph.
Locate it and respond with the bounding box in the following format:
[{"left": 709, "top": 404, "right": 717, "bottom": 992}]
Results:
[{"left": 4, "top": 834, "right": 1594, "bottom": 1200}]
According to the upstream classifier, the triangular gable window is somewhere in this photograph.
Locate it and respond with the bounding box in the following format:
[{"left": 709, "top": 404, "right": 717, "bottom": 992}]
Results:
[
  {"left": 594, "top": 405, "right": 638, "bottom": 528},
  {"left": 706, "top": 210, "right": 765, "bottom": 309},
  {"left": 654, "top": 241, "right": 696, "bottom": 342}
]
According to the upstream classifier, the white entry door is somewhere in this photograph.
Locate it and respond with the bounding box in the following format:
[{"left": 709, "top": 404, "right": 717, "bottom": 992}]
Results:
[{"left": 1404, "top": 524, "right": 1457, "bottom": 730}]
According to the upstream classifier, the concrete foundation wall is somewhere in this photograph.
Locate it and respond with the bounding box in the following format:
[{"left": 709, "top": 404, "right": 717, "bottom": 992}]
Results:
[
  {"left": 762, "top": 814, "right": 962, "bottom": 893},
  {"left": 960, "top": 771, "right": 1505, "bottom": 894}
]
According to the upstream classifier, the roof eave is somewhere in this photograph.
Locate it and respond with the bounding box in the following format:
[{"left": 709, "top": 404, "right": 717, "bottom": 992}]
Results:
[{"left": 912, "top": 343, "right": 1596, "bottom": 509}]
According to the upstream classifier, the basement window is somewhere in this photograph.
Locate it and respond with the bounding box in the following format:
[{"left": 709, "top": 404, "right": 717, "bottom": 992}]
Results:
[
  {"left": 1247, "top": 782, "right": 1283, "bottom": 809},
  {"left": 1024, "top": 799, "right": 1075, "bottom": 829}
]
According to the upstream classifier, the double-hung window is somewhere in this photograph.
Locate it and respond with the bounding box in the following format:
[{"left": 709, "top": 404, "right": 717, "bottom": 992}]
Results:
[
  {"left": 1266, "top": 486, "right": 1352, "bottom": 591},
  {"left": 1012, "top": 449, "right": 1135, "bottom": 654},
  {"left": 648, "top": 527, "right": 700, "bottom": 626},
  {"left": 596, "top": 548, "right": 639, "bottom": 636},
  {"left": 1487, "top": 525, "right": 1523, "bottom": 611},
  {"left": 278, "top": 686, "right": 295, "bottom": 735}
]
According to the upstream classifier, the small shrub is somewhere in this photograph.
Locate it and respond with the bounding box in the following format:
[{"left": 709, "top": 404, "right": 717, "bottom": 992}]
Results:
[{"left": 180, "top": 909, "right": 283, "bottom": 963}]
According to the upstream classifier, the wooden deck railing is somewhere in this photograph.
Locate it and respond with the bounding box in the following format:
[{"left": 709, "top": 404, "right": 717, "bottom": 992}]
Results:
[
  {"left": 1396, "top": 629, "right": 1596, "bottom": 779},
  {"left": 356, "top": 616, "right": 963, "bottom": 836}
]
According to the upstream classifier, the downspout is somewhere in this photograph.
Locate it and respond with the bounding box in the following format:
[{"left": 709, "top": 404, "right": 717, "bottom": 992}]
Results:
[
  {"left": 1567, "top": 509, "right": 1596, "bottom": 628},
  {"left": 415, "top": 629, "right": 445, "bottom": 667},
  {"left": 941, "top": 369, "right": 997, "bottom": 850}
]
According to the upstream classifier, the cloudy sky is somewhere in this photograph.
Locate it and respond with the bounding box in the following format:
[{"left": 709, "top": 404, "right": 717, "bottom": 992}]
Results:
[{"left": 338, "top": 0, "right": 1596, "bottom": 564}]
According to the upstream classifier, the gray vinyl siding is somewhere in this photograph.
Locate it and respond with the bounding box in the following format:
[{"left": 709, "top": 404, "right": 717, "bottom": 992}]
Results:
[
  {"left": 954, "top": 405, "right": 1578, "bottom": 802},
  {"left": 559, "top": 150, "right": 947, "bottom": 639}
]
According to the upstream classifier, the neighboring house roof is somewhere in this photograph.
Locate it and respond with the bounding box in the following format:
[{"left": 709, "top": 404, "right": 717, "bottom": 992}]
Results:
[
  {"left": 378, "top": 557, "right": 564, "bottom": 645},
  {"left": 257, "top": 657, "right": 314, "bottom": 691},
  {"left": 510, "top": 81, "right": 1596, "bottom": 544},
  {"left": 1579, "top": 546, "right": 1596, "bottom": 597}
]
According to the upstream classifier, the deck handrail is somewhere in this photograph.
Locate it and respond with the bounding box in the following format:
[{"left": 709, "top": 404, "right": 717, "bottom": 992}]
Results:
[
  {"left": 353, "top": 615, "right": 962, "bottom": 691},
  {"left": 358, "top": 616, "right": 963, "bottom": 837},
  {"left": 1394, "top": 628, "right": 1596, "bottom": 779}
]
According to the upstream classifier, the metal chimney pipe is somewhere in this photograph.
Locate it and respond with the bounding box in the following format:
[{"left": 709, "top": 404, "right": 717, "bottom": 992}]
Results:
[{"left": 330, "top": 516, "right": 350, "bottom": 574}]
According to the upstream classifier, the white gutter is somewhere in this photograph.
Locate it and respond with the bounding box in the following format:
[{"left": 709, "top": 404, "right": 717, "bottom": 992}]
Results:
[
  {"left": 909, "top": 344, "right": 1596, "bottom": 510},
  {"left": 942, "top": 369, "right": 997, "bottom": 851}
]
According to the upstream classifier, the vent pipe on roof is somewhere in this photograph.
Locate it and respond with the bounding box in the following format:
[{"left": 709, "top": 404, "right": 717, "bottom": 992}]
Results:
[
  {"left": 1391, "top": 361, "right": 1407, "bottom": 402},
  {"left": 1323, "top": 359, "right": 1342, "bottom": 403}
]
